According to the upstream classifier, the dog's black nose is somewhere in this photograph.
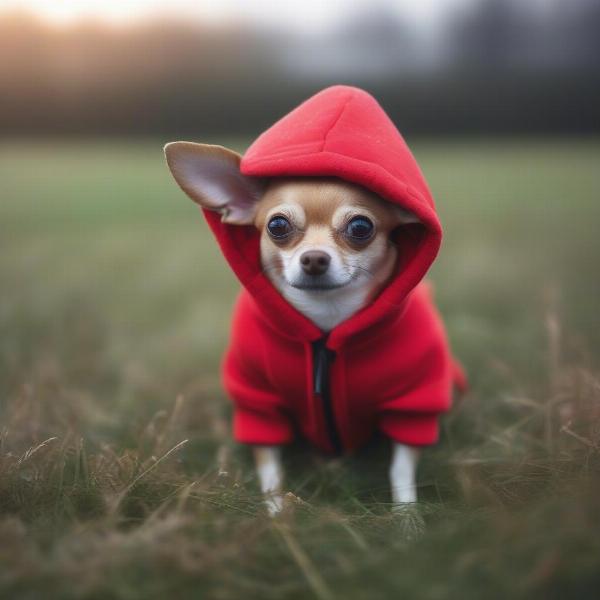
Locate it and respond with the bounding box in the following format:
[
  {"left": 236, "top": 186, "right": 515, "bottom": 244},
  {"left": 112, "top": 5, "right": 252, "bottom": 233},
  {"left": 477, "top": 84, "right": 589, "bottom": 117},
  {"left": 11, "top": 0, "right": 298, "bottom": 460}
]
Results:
[{"left": 300, "top": 251, "right": 331, "bottom": 276}]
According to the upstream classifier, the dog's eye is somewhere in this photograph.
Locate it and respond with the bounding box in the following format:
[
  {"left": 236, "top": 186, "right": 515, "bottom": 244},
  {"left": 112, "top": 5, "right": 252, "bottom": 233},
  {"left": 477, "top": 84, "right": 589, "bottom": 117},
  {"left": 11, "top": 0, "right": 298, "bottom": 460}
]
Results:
[
  {"left": 345, "top": 216, "right": 374, "bottom": 241},
  {"left": 267, "top": 216, "right": 293, "bottom": 239}
]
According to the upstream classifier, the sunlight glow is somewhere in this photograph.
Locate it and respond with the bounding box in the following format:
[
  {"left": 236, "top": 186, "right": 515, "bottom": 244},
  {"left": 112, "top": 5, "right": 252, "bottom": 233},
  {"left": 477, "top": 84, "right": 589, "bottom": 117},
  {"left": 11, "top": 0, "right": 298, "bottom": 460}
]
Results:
[
  {"left": 0, "top": 0, "right": 461, "bottom": 29},
  {"left": 0, "top": 0, "right": 233, "bottom": 25},
  {"left": 1, "top": 0, "right": 556, "bottom": 31}
]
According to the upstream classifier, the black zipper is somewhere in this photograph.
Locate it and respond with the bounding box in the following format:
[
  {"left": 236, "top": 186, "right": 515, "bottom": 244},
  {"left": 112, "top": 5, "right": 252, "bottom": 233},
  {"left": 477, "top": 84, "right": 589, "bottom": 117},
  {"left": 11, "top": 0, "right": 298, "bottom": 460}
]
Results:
[{"left": 311, "top": 336, "right": 343, "bottom": 454}]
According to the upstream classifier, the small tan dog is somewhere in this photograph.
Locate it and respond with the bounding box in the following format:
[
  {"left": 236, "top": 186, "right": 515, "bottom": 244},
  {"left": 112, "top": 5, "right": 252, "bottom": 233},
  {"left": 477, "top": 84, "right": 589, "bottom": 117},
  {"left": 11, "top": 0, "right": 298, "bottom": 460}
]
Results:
[{"left": 165, "top": 142, "right": 421, "bottom": 513}]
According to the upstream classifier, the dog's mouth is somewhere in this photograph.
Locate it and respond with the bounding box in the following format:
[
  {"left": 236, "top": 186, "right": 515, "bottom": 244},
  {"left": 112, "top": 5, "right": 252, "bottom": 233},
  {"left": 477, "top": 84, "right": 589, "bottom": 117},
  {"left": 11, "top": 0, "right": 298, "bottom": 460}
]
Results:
[{"left": 287, "top": 274, "right": 356, "bottom": 292}]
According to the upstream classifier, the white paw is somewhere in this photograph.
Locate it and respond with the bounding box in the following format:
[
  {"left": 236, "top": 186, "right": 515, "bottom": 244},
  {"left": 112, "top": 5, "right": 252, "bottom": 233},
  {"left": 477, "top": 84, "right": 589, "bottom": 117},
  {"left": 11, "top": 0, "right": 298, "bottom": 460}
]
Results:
[
  {"left": 265, "top": 494, "right": 284, "bottom": 516},
  {"left": 391, "top": 500, "right": 417, "bottom": 513},
  {"left": 391, "top": 487, "right": 417, "bottom": 505},
  {"left": 390, "top": 503, "right": 425, "bottom": 540}
]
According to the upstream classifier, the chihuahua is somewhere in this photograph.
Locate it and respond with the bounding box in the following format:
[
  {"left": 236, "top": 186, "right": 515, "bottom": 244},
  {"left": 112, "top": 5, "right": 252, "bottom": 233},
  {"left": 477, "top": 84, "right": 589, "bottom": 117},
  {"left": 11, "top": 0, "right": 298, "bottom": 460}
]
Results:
[{"left": 165, "top": 142, "right": 422, "bottom": 514}]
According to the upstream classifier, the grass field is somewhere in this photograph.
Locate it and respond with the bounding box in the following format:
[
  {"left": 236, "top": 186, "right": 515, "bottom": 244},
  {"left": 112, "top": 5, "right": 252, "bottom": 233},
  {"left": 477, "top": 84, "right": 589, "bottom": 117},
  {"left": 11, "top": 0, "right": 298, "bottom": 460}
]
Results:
[{"left": 1, "top": 137, "right": 599, "bottom": 599}]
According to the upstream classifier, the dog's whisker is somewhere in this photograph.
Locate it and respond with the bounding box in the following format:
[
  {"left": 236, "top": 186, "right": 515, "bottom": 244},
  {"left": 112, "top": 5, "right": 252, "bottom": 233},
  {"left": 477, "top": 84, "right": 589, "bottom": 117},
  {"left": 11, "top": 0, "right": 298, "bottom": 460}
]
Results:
[{"left": 352, "top": 265, "right": 375, "bottom": 278}]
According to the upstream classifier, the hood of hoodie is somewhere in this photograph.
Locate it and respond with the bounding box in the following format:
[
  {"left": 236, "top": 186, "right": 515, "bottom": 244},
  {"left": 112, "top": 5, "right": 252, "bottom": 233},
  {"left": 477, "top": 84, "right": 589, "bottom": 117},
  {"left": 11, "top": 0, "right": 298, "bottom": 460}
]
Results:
[{"left": 202, "top": 85, "right": 442, "bottom": 349}]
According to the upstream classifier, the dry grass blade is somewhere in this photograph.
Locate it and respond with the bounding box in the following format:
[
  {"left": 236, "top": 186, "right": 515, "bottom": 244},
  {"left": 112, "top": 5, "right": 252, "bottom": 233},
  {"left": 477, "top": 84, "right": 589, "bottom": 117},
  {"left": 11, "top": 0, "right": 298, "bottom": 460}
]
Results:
[
  {"left": 17, "top": 437, "right": 58, "bottom": 464},
  {"left": 175, "top": 481, "right": 199, "bottom": 513},
  {"left": 560, "top": 422, "right": 599, "bottom": 451},
  {"left": 108, "top": 439, "right": 189, "bottom": 515},
  {"left": 338, "top": 520, "right": 369, "bottom": 551},
  {"left": 274, "top": 522, "right": 335, "bottom": 600}
]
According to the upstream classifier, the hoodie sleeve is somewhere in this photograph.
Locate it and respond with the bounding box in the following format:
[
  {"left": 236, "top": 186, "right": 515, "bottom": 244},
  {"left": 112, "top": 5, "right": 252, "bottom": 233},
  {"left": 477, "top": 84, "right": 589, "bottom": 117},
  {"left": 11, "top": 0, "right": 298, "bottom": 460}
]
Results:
[
  {"left": 377, "top": 286, "right": 454, "bottom": 446},
  {"left": 222, "top": 292, "right": 294, "bottom": 446}
]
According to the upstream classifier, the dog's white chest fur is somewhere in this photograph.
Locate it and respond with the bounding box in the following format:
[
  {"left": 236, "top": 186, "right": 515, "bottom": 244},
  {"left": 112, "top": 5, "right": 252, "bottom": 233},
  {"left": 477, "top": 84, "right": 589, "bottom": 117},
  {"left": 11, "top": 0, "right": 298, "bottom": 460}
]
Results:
[{"left": 280, "top": 285, "right": 371, "bottom": 331}]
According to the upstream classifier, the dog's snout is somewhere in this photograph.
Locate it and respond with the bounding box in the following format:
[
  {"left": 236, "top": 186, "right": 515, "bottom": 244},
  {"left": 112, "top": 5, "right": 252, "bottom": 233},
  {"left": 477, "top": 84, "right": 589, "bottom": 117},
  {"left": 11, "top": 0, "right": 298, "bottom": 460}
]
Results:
[{"left": 300, "top": 250, "right": 331, "bottom": 276}]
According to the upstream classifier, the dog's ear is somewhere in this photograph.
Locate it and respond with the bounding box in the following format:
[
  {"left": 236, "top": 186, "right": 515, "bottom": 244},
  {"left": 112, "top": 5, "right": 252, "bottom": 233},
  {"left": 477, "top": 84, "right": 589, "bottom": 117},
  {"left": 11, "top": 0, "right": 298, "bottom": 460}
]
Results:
[{"left": 164, "top": 142, "right": 265, "bottom": 225}]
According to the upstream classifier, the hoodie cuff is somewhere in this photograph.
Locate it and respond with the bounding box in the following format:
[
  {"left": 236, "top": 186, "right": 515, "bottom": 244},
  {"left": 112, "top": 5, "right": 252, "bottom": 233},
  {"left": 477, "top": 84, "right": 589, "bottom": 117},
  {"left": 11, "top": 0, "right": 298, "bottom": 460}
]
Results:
[
  {"left": 379, "top": 412, "right": 440, "bottom": 446},
  {"left": 233, "top": 408, "right": 294, "bottom": 446}
]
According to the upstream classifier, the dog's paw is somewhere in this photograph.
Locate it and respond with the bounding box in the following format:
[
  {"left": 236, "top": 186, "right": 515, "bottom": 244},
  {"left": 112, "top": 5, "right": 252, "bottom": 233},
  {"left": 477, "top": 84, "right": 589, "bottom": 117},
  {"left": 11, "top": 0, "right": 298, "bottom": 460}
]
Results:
[
  {"left": 391, "top": 501, "right": 419, "bottom": 514},
  {"left": 390, "top": 503, "right": 425, "bottom": 540},
  {"left": 391, "top": 486, "right": 417, "bottom": 505},
  {"left": 264, "top": 494, "right": 284, "bottom": 517}
]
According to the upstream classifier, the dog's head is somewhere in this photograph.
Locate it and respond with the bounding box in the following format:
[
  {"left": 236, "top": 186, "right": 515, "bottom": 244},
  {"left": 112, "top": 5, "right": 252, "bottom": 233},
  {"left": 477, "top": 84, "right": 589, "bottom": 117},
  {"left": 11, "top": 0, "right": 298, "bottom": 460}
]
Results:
[{"left": 165, "top": 142, "right": 418, "bottom": 326}]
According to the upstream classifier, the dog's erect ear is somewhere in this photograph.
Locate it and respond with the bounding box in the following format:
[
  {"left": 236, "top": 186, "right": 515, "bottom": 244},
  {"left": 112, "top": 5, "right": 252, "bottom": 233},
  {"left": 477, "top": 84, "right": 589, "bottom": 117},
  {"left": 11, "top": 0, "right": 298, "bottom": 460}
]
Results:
[{"left": 164, "top": 142, "right": 265, "bottom": 225}]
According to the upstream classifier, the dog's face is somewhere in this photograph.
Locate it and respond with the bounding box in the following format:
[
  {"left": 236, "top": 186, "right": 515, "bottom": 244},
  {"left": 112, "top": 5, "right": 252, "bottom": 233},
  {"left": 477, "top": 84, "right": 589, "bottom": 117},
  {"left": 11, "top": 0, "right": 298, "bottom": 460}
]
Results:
[
  {"left": 165, "top": 142, "right": 418, "bottom": 328},
  {"left": 255, "top": 177, "right": 413, "bottom": 294}
]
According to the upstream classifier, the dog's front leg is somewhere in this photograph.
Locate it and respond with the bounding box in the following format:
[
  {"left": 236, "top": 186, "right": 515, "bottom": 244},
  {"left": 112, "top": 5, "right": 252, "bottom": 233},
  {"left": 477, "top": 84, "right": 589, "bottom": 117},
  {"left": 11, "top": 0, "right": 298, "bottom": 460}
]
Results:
[
  {"left": 253, "top": 445, "right": 284, "bottom": 516},
  {"left": 389, "top": 442, "right": 419, "bottom": 507}
]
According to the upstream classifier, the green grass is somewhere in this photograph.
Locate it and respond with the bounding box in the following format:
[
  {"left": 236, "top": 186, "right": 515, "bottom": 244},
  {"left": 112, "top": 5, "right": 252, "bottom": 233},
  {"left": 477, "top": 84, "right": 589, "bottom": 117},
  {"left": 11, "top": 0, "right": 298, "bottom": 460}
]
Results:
[{"left": 1, "top": 137, "right": 599, "bottom": 599}]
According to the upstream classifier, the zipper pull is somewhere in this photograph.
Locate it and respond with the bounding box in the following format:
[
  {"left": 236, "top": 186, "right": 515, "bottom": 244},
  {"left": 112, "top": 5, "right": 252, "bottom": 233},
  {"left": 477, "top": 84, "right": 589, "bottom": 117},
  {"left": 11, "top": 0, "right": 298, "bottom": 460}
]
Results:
[
  {"left": 311, "top": 336, "right": 342, "bottom": 454},
  {"left": 312, "top": 337, "right": 335, "bottom": 395}
]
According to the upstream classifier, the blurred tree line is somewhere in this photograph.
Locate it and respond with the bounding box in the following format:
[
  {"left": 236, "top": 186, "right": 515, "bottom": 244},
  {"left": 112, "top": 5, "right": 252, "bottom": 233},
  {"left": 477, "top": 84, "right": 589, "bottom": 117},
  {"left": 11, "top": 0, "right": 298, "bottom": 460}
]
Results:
[{"left": 1, "top": 0, "right": 599, "bottom": 137}]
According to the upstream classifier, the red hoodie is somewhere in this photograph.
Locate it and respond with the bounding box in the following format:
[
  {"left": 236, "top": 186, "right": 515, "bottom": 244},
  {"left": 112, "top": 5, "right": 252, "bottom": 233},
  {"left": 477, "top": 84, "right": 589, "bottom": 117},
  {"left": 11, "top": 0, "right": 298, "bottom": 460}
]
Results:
[{"left": 202, "top": 85, "right": 466, "bottom": 453}]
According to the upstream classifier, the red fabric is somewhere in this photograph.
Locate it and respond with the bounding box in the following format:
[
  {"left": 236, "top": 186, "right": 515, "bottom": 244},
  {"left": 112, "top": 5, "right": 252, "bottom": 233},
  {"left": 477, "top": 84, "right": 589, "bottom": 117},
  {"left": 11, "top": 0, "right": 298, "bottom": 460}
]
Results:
[{"left": 203, "top": 85, "right": 465, "bottom": 452}]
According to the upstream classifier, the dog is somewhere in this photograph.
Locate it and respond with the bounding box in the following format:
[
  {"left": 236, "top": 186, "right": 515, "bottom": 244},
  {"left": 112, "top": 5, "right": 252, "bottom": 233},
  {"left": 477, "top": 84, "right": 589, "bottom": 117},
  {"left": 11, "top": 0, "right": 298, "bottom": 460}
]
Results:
[{"left": 164, "top": 86, "right": 464, "bottom": 515}]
